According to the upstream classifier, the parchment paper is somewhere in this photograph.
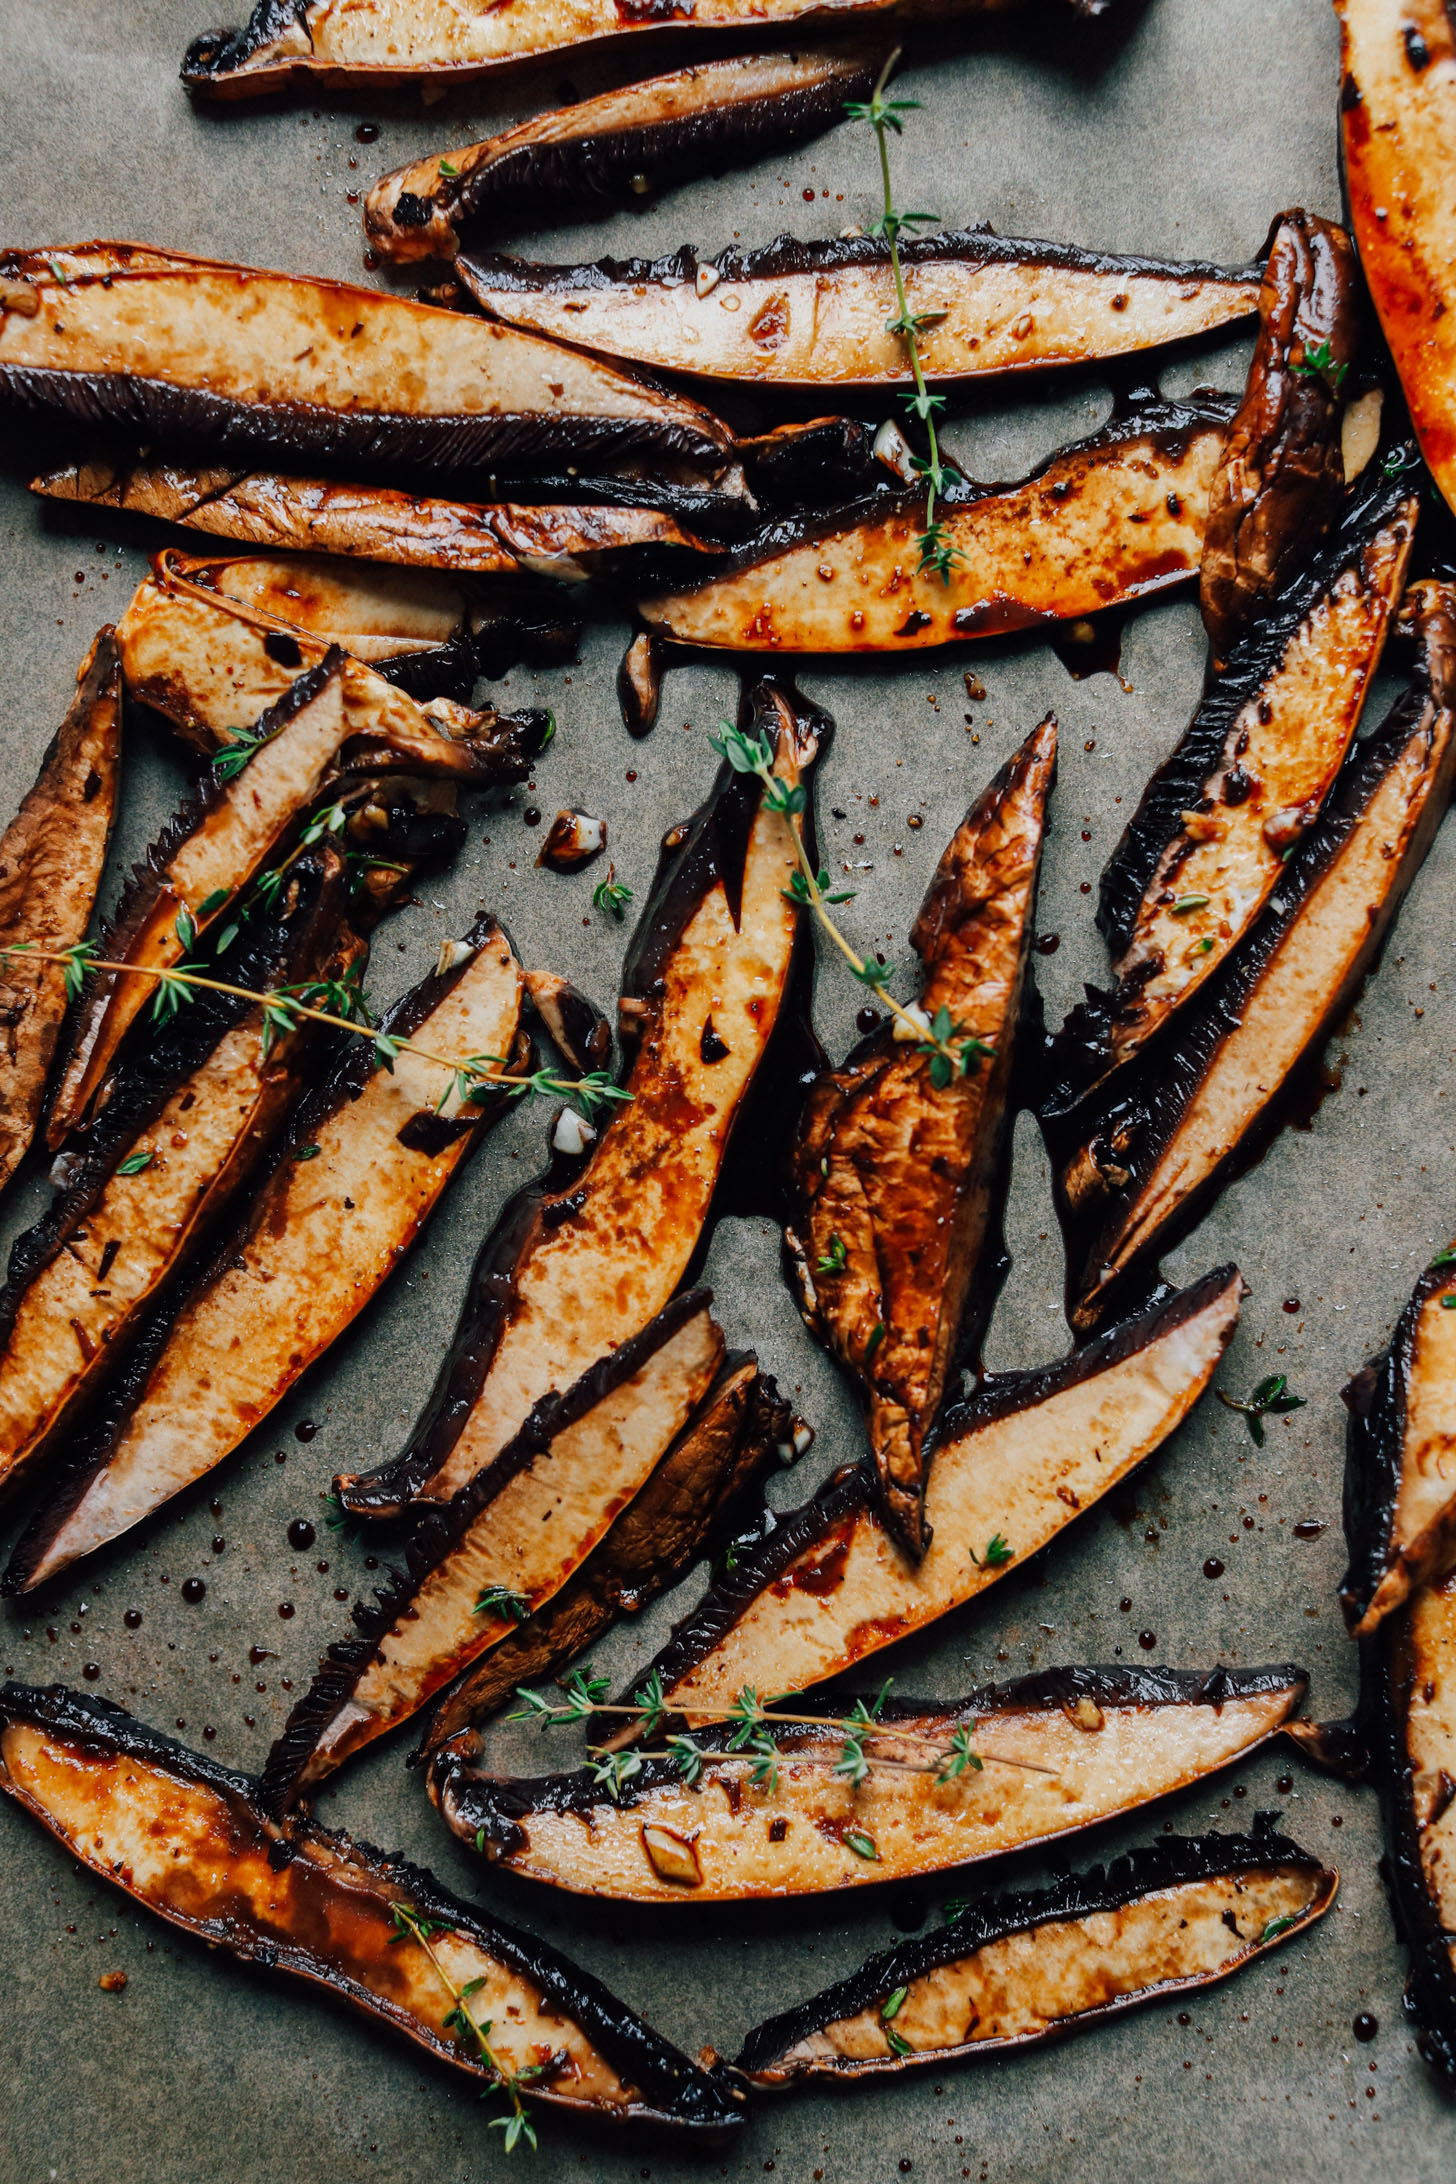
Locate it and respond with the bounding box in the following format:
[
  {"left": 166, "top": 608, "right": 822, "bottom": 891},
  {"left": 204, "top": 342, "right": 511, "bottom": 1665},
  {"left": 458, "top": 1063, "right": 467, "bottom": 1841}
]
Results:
[{"left": 0, "top": 2, "right": 1450, "bottom": 2177}]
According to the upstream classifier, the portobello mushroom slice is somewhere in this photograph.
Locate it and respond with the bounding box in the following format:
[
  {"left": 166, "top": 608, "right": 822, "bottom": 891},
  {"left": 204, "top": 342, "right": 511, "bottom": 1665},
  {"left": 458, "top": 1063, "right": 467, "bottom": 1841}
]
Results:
[
  {"left": 334, "top": 676, "right": 825, "bottom": 1518},
  {"left": 0, "top": 852, "right": 356, "bottom": 1505},
  {"left": 0, "top": 630, "right": 120, "bottom": 1194},
  {"left": 1052, "top": 466, "right": 1418, "bottom": 1105},
  {"left": 1337, "top": 0, "right": 1456, "bottom": 521},
  {"left": 182, "top": 0, "right": 1123, "bottom": 99},
  {"left": 736, "top": 1819, "right": 1335, "bottom": 2084},
  {"left": 1365, "top": 1570, "right": 1456, "bottom": 2083},
  {"left": 1057, "top": 581, "right": 1456, "bottom": 1334},
  {"left": 618, "top": 1266, "right": 1241, "bottom": 1716},
  {"left": 33, "top": 455, "right": 715, "bottom": 586},
  {"left": 0, "top": 1685, "right": 743, "bottom": 2143},
  {"left": 50, "top": 640, "right": 540, "bottom": 1148},
  {"left": 421, "top": 1357, "right": 793, "bottom": 1756},
  {"left": 367, "top": 47, "right": 885, "bottom": 264},
  {"left": 638, "top": 392, "right": 1233, "bottom": 652},
  {"left": 1342, "top": 1225, "right": 1456, "bottom": 1640},
  {"left": 6, "top": 920, "right": 525, "bottom": 1593},
  {"left": 147, "top": 545, "right": 579, "bottom": 701},
  {"left": 0, "top": 243, "right": 733, "bottom": 476},
  {"left": 262, "top": 1293, "right": 728, "bottom": 1806},
  {"left": 459, "top": 232, "right": 1260, "bottom": 390},
  {"left": 1200, "top": 211, "right": 1363, "bottom": 663},
  {"left": 114, "top": 548, "right": 550, "bottom": 752},
  {"left": 785, "top": 716, "right": 1056, "bottom": 1557},
  {"left": 435, "top": 1664, "right": 1306, "bottom": 1901}
]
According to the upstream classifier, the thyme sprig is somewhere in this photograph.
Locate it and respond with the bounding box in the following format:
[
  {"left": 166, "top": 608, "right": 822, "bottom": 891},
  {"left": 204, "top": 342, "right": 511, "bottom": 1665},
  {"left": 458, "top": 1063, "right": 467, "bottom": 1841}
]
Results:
[
  {"left": 846, "top": 49, "right": 961, "bottom": 585},
  {"left": 1216, "top": 1373, "right": 1307, "bottom": 1448},
  {"left": 0, "top": 938, "right": 630, "bottom": 1127},
  {"left": 507, "top": 1672, "right": 1056, "bottom": 1800},
  {"left": 388, "top": 1903, "right": 542, "bottom": 2151},
  {"left": 709, "top": 721, "right": 994, "bottom": 1088}
]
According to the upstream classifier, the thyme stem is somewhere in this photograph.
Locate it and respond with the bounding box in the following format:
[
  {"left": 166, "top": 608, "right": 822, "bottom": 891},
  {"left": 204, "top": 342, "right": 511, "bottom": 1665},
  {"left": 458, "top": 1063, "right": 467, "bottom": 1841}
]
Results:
[
  {"left": 389, "top": 1904, "right": 538, "bottom": 2151},
  {"left": 1, "top": 942, "right": 628, "bottom": 1126},
  {"left": 516, "top": 1698, "right": 1056, "bottom": 1778},
  {"left": 849, "top": 49, "right": 961, "bottom": 584}
]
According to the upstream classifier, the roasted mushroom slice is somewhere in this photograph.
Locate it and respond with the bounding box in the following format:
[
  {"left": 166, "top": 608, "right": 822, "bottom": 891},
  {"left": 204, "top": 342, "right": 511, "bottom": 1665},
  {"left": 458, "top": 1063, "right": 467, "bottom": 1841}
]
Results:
[
  {"left": 435, "top": 1664, "right": 1306, "bottom": 1901},
  {"left": 1056, "top": 582, "right": 1456, "bottom": 1334},
  {"left": 1342, "top": 1218, "right": 1456, "bottom": 1639},
  {"left": 367, "top": 48, "right": 884, "bottom": 262},
  {"left": 334, "top": 677, "right": 825, "bottom": 1518},
  {"left": 114, "top": 549, "right": 552, "bottom": 754},
  {"left": 1365, "top": 1570, "right": 1456, "bottom": 2084},
  {"left": 786, "top": 717, "right": 1055, "bottom": 1556},
  {"left": 1051, "top": 465, "right": 1418, "bottom": 1106},
  {"left": 0, "top": 243, "right": 733, "bottom": 476},
  {"left": 33, "top": 458, "right": 717, "bottom": 588},
  {"left": 619, "top": 632, "right": 666, "bottom": 739},
  {"left": 0, "top": 631, "right": 120, "bottom": 1194},
  {"left": 421, "top": 1358, "right": 792, "bottom": 1756},
  {"left": 736, "top": 1820, "right": 1335, "bottom": 2085},
  {"left": 1200, "top": 210, "right": 1363, "bottom": 662},
  {"left": 50, "top": 642, "right": 539, "bottom": 1147},
  {"left": 521, "top": 970, "right": 612, "bottom": 1079},
  {"left": 262, "top": 1293, "right": 727, "bottom": 1807},
  {"left": 182, "top": 0, "right": 1125, "bottom": 98},
  {"left": 639, "top": 392, "right": 1233, "bottom": 652},
  {"left": 1337, "top": 0, "right": 1456, "bottom": 521},
  {"left": 459, "top": 231, "right": 1260, "bottom": 389},
  {"left": 0, "top": 1684, "right": 743, "bottom": 2143},
  {"left": 6, "top": 921, "right": 525, "bottom": 1593},
  {"left": 0, "top": 853, "right": 355, "bottom": 1505},
  {"left": 619, "top": 1267, "right": 1241, "bottom": 1716}
]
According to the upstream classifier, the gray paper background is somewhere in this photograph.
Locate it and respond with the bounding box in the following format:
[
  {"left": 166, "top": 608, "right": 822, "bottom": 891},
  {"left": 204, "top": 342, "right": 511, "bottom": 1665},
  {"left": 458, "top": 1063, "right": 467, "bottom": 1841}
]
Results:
[{"left": 0, "top": 1, "right": 1451, "bottom": 2176}]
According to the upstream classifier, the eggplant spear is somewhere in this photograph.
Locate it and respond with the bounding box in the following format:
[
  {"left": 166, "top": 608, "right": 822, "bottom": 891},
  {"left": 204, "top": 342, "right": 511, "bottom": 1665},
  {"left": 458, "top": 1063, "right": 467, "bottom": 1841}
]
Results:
[
  {"left": 0, "top": 1684, "right": 744, "bottom": 2143},
  {"left": 737, "top": 1821, "right": 1335, "bottom": 2085},
  {"left": 34, "top": 455, "right": 714, "bottom": 585},
  {"left": 6, "top": 919, "right": 526, "bottom": 1594},
  {"left": 182, "top": 0, "right": 1127, "bottom": 98},
  {"left": 1050, "top": 467, "right": 1418, "bottom": 1107},
  {"left": 639, "top": 393, "right": 1232, "bottom": 652},
  {"left": 0, "top": 243, "right": 734, "bottom": 476},
  {"left": 786, "top": 717, "right": 1055, "bottom": 1555},
  {"left": 334, "top": 676, "right": 825, "bottom": 1519},
  {"left": 1200, "top": 210, "right": 1363, "bottom": 663},
  {"left": 435, "top": 1665, "right": 1307, "bottom": 1900},
  {"left": 1337, "top": 0, "right": 1456, "bottom": 521},
  {"left": 616, "top": 1267, "right": 1241, "bottom": 1717},
  {"left": 0, "top": 631, "right": 120, "bottom": 1194},
  {"left": 1056, "top": 581, "right": 1456, "bottom": 1333},
  {"left": 458, "top": 231, "right": 1260, "bottom": 389},
  {"left": 368, "top": 48, "right": 886, "bottom": 262}
]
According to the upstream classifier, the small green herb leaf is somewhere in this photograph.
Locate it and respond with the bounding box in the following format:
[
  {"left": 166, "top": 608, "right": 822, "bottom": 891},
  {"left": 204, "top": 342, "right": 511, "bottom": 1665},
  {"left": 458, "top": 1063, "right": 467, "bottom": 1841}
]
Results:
[
  {"left": 844, "top": 1829, "right": 880, "bottom": 1861},
  {"left": 116, "top": 1150, "right": 154, "bottom": 1176}
]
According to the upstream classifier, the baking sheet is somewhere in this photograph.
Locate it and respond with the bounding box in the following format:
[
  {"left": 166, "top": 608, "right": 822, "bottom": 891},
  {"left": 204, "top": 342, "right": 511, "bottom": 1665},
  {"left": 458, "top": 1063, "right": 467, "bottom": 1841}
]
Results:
[{"left": 0, "top": 0, "right": 1451, "bottom": 2176}]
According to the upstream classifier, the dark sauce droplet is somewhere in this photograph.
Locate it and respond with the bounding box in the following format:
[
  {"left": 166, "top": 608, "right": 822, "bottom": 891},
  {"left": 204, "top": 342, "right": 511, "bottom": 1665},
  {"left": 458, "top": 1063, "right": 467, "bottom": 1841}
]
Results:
[
  {"left": 1283, "top": 1297, "right": 1301, "bottom": 1314},
  {"left": 1275, "top": 1773, "right": 1293, "bottom": 1795},
  {"left": 855, "top": 1006, "right": 883, "bottom": 1035},
  {"left": 523, "top": 807, "right": 542, "bottom": 827},
  {"left": 278, "top": 1601, "right": 296, "bottom": 1619},
  {"left": 82, "top": 1662, "right": 101, "bottom": 1681},
  {"left": 249, "top": 1645, "right": 277, "bottom": 1666},
  {"left": 287, "top": 1518, "right": 316, "bottom": 1550},
  {"left": 1138, "top": 1629, "right": 1157, "bottom": 1650},
  {"left": 1203, "top": 1557, "right": 1224, "bottom": 1578},
  {"left": 1292, "top": 1517, "right": 1326, "bottom": 1540},
  {"left": 1353, "top": 2012, "right": 1378, "bottom": 2043},
  {"left": 294, "top": 1420, "right": 319, "bottom": 1443},
  {"left": 211, "top": 1535, "right": 225, "bottom": 1555},
  {"left": 355, "top": 121, "right": 380, "bottom": 142},
  {"left": 180, "top": 1577, "right": 206, "bottom": 1604},
  {"left": 700, "top": 1016, "right": 730, "bottom": 1064},
  {"left": 1034, "top": 932, "right": 1061, "bottom": 956},
  {"left": 123, "top": 1608, "right": 142, "bottom": 1630}
]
